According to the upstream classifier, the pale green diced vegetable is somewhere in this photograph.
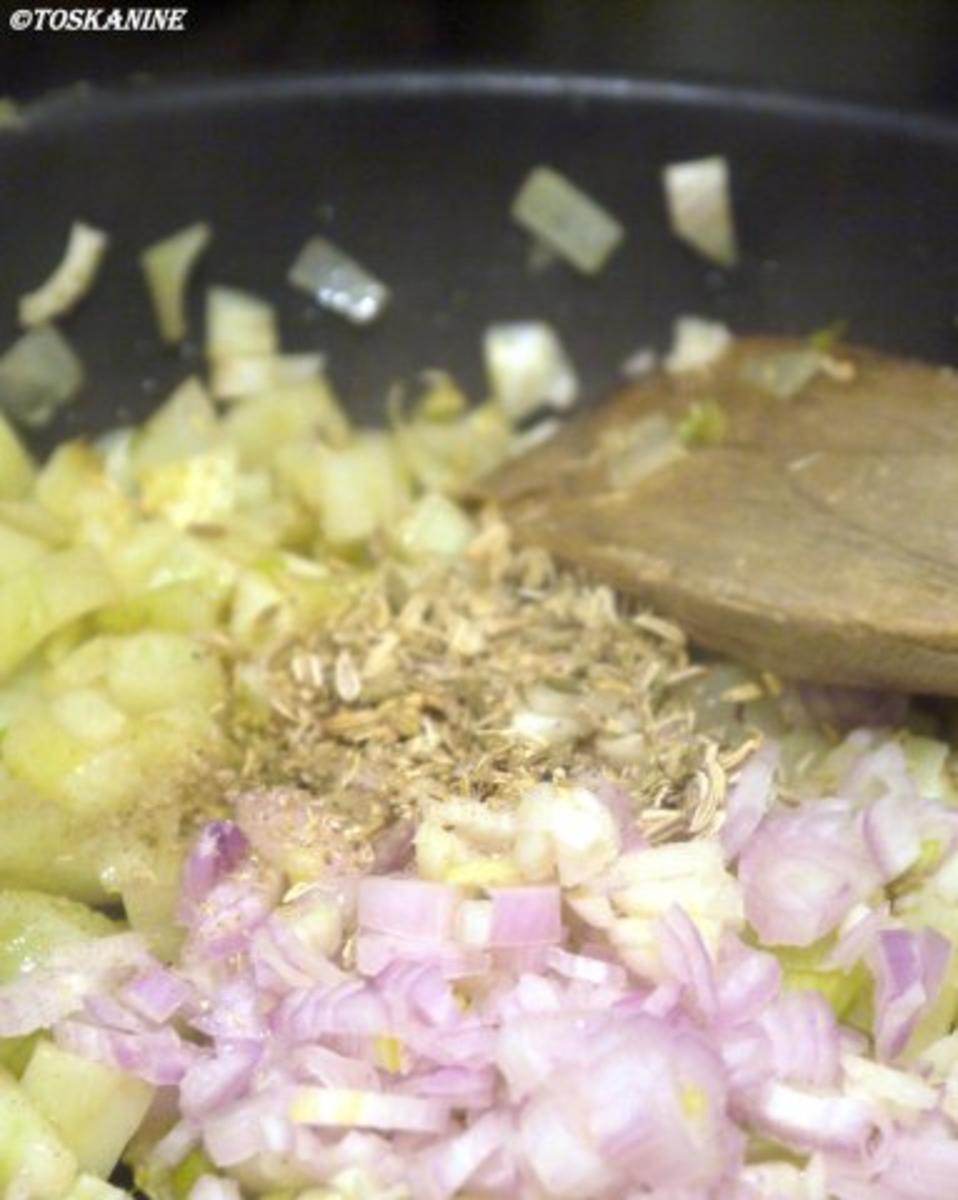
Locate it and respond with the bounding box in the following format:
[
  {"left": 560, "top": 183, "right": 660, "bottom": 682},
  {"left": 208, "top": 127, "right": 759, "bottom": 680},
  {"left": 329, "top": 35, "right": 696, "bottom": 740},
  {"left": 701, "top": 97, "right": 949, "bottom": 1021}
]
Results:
[
  {"left": 0, "top": 325, "right": 85, "bottom": 429},
  {"left": 0, "top": 500, "right": 67, "bottom": 545},
  {"left": 393, "top": 403, "right": 512, "bottom": 495},
  {"left": 48, "top": 689, "right": 128, "bottom": 746},
  {"left": 224, "top": 381, "right": 351, "bottom": 467},
  {"left": 22, "top": 1041, "right": 154, "bottom": 1179},
  {"left": 105, "top": 631, "right": 225, "bottom": 715},
  {"left": 0, "top": 1066, "right": 77, "bottom": 1200},
  {"left": 139, "top": 222, "right": 211, "bottom": 344},
  {"left": 511, "top": 165, "right": 624, "bottom": 274},
  {"left": 34, "top": 443, "right": 132, "bottom": 548},
  {"left": 393, "top": 493, "right": 476, "bottom": 560},
  {"left": 210, "top": 352, "right": 323, "bottom": 400},
  {"left": 114, "top": 843, "right": 184, "bottom": 960},
  {"left": 5, "top": 698, "right": 222, "bottom": 815},
  {"left": 130, "top": 377, "right": 219, "bottom": 476},
  {"left": 0, "top": 888, "right": 117, "bottom": 982},
  {"left": 64, "top": 1173, "right": 129, "bottom": 1200},
  {"left": 43, "top": 637, "right": 111, "bottom": 694},
  {"left": 0, "top": 414, "right": 36, "bottom": 498},
  {"left": 0, "top": 521, "right": 50, "bottom": 580},
  {"left": 306, "top": 432, "right": 410, "bottom": 545},
  {"left": 19, "top": 221, "right": 109, "bottom": 327},
  {"left": 0, "top": 783, "right": 112, "bottom": 904},
  {"left": 205, "top": 286, "right": 278, "bottom": 361},
  {"left": 140, "top": 446, "right": 239, "bottom": 527},
  {"left": 3, "top": 706, "right": 103, "bottom": 807},
  {"left": 0, "top": 546, "right": 117, "bottom": 682},
  {"left": 96, "top": 581, "right": 222, "bottom": 636}
]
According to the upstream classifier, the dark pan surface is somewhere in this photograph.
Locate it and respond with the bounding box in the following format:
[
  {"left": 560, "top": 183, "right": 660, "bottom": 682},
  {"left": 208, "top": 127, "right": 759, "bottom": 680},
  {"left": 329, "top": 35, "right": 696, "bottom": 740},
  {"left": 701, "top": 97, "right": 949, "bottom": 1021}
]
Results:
[{"left": 1, "top": 71, "right": 957, "bottom": 446}]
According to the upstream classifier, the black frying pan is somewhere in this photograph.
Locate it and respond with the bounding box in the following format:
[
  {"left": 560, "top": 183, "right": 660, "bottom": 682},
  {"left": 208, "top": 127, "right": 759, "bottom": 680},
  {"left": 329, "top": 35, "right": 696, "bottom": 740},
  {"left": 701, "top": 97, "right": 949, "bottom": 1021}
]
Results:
[{"left": 1, "top": 71, "right": 957, "bottom": 448}]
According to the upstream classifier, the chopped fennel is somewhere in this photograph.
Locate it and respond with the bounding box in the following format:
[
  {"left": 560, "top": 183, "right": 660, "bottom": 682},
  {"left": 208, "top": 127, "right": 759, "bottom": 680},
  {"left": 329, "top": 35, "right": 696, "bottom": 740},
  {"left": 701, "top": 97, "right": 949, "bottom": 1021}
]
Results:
[
  {"left": 288, "top": 236, "right": 389, "bottom": 325},
  {"left": 18, "top": 221, "right": 109, "bottom": 327},
  {"left": 663, "top": 155, "right": 738, "bottom": 268},
  {"left": 205, "top": 286, "right": 278, "bottom": 362},
  {"left": 483, "top": 321, "right": 579, "bottom": 420},
  {"left": 664, "top": 314, "right": 733, "bottom": 374},
  {"left": 511, "top": 165, "right": 625, "bottom": 275},
  {"left": 0, "top": 324, "right": 84, "bottom": 427},
  {"left": 139, "top": 222, "right": 212, "bottom": 344},
  {"left": 209, "top": 352, "right": 324, "bottom": 400}
]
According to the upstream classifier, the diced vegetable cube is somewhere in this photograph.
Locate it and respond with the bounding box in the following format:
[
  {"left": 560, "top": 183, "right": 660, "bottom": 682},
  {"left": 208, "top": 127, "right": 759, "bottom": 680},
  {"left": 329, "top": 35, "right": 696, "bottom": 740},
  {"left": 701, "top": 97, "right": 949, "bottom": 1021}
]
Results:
[
  {"left": 22, "top": 1041, "right": 154, "bottom": 1179},
  {"left": 224, "top": 380, "right": 350, "bottom": 466},
  {"left": 105, "top": 632, "right": 225, "bottom": 715},
  {"left": 0, "top": 546, "right": 118, "bottom": 682},
  {"left": 0, "top": 1066, "right": 78, "bottom": 1199},
  {"left": 0, "top": 889, "right": 116, "bottom": 983},
  {"left": 130, "top": 377, "right": 219, "bottom": 475},
  {"left": 0, "top": 782, "right": 112, "bottom": 904}
]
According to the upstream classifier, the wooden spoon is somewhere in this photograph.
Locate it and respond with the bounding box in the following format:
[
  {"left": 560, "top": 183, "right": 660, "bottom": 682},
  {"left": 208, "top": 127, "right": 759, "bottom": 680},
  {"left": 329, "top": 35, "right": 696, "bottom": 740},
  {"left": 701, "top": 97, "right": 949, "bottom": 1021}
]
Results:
[{"left": 485, "top": 336, "right": 958, "bottom": 695}]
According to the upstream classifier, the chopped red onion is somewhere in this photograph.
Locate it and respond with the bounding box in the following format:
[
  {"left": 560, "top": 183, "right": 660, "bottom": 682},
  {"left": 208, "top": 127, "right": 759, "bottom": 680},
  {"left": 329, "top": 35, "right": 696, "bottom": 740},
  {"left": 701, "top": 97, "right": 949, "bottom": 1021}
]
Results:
[
  {"left": 721, "top": 743, "right": 779, "bottom": 863},
  {"left": 357, "top": 877, "right": 461, "bottom": 942},
  {"left": 870, "top": 928, "right": 951, "bottom": 1061},
  {"left": 54, "top": 1019, "right": 197, "bottom": 1085},
  {"left": 488, "top": 885, "right": 562, "bottom": 947},
  {"left": 121, "top": 967, "right": 193, "bottom": 1024},
  {"left": 738, "top": 801, "right": 879, "bottom": 946}
]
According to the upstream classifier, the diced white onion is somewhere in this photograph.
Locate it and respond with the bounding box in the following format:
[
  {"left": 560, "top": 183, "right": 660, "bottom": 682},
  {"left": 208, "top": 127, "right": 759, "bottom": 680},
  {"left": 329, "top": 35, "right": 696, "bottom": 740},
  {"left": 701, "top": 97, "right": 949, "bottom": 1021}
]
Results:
[
  {"left": 288, "top": 236, "right": 389, "bottom": 325},
  {"left": 205, "top": 287, "right": 278, "bottom": 362},
  {"left": 210, "top": 353, "right": 324, "bottom": 400},
  {"left": 511, "top": 166, "right": 625, "bottom": 275},
  {"left": 663, "top": 155, "right": 738, "bottom": 268},
  {"left": 483, "top": 322, "right": 578, "bottom": 421},
  {"left": 0, "top": 325, "right": 84, "bottom": 427},
  {"left": 140, "top": 222, "right": 212, "bottom": 344},
  {"left": 19, "top": 221, "right": 109, "bottom": 327},
  {"left": 664, "top": 315, "right": 732, "bottom": 374}
]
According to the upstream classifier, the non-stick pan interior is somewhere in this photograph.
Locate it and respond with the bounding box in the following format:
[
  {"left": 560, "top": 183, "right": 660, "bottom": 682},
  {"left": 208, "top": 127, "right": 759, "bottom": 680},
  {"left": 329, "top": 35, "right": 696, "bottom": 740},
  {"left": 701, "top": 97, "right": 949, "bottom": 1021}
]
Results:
[{"left": 1, "top": 72, "right": 956, "bottom": 446}]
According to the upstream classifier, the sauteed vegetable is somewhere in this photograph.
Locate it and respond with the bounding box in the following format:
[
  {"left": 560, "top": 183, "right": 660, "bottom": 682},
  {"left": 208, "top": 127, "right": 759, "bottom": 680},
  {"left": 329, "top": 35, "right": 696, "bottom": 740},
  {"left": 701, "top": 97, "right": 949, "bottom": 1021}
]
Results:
[{"left": 2, "top": 165, "right": 958, "bottom": 1198}]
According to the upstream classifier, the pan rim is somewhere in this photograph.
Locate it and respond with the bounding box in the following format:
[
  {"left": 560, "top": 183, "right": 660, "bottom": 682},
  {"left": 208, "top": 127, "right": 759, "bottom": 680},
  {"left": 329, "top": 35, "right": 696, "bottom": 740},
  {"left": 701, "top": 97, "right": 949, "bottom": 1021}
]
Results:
[{"left": 14, "top": 67, "right": 958, "bottom": 149}]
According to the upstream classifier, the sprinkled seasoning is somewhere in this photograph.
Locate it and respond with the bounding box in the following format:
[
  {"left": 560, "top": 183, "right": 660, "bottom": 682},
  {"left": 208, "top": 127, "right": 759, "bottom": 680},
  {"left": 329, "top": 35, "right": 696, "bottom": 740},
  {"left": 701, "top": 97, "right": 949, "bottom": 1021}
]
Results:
[{"left": 221, "top": 512, "right": 763, "bottom": 866}]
